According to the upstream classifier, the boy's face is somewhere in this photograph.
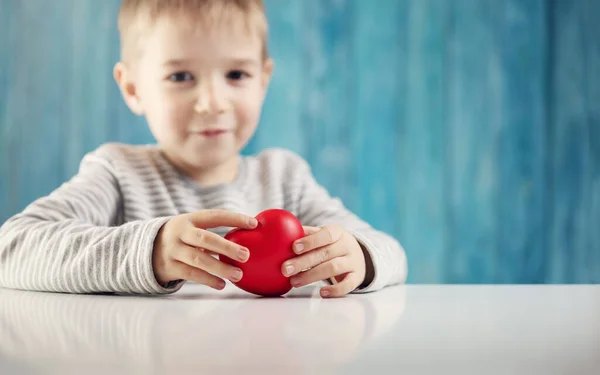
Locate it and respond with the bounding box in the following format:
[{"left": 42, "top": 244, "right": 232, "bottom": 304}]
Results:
[{"left": 116, "top": 16, "right": 273, "bottom": 172}]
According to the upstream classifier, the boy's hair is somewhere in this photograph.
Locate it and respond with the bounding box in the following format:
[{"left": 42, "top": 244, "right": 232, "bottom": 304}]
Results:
[{"left": 117, "top": 0, "right": 269, "bottom": 63}]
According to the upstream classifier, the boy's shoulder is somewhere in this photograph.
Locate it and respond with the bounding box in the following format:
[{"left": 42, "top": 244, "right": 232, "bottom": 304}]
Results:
[
  {"left": 248, "top": 147, "right": 312, "bottom": 173},
  {"left": 83, "top": 143, "right": 313, "bottom": 178},
  {"left": 82, "top": 142, "right": 161, "bottom": 168},
  {"left": 90, "top": 142, "right": 159, "bottom": 160},
  {"left": 76, "top": 142, "right": 162, "bottom": 175},
  {"left": 89, "top": 144, "right": 310, "bottom": 166}
]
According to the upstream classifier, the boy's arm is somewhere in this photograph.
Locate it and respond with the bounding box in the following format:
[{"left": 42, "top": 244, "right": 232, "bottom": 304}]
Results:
[
  {"left": 290, "top": 155, "right": 408, "bottom": 293},
  {"left": 0, "top": 148, "right": 177, "bottom": 294}
]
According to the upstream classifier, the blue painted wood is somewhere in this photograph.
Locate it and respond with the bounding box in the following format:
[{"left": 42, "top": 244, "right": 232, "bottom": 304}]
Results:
[
  {"left": 300, "top": 0, "right": 357, "bottom": 210},
  {"left": 550, "top": 0, "right": 600, "bottom": 283},
  {"left": 0, "top": 0, "right": 14, "bottom": 222},
  {"left": 446, "top": 0, "right": 501, "bottom": 283},
  {"left": 494, "top": 0, "right": 548, "bottom": 283},
  {"left": 10, "top": 1, "right": 71, "bottom": 213},
  {"left": 584, "top": 0, "right": 600, "bottom": 284},
  {"left": 352, "top": 0, "right": 406, "bottom": 253},
  {"left": 64, "top": 0, "right": 116, "bottom": 176},
  {"left": 400, "top": 0, "right": 450, "bottom": 283},
  {"left": 245, "top": 0, "right": 304, "bottom": 156},
  {"left": 1, "top": 0, "right": 599, "bottom": 283}
]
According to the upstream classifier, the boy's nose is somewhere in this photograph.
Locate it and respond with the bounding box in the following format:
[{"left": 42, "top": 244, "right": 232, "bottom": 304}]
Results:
[{"left": 194, "top": 81, "right": 228, "bottom": 116}]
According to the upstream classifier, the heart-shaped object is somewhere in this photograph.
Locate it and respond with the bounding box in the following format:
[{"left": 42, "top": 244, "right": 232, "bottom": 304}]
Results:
[{"left": 219, "top": 209, "right": 304, "bottom": 297}]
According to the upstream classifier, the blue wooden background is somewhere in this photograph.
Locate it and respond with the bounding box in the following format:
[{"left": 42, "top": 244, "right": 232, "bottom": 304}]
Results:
[{"left": 1, "top": 0, "right": 599, "bottom": 283}]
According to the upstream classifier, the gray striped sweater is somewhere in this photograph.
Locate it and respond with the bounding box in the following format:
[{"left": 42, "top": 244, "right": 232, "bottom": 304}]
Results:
[{"left": 0, "top": 143, "right": 407, "bottom": 294}]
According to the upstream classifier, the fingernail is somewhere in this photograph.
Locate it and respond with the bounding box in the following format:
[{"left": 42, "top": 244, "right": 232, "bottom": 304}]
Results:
[
  {"left": 290, "top": 276, "right": 301, "bottom": 286},
  {"left": 284, "top": 264, "right": 295, "bottom": 276},
  {"left": 238, "top": 248, "right": 250, "bottom": 261},
  {"left": 218, "top": 280, "right": 226, "bottom": 289},
  {"left": 294, "top": 243, "right": 304, "bottom": 253},
  {"left": 248, "top": 218, "right": 258, "bottom": 227},
  {"left": 321, "top": 289, "right": 331, "bottom": 298},
  {"left": 231, "top": 269, "right": 243, "bottom": 281}
]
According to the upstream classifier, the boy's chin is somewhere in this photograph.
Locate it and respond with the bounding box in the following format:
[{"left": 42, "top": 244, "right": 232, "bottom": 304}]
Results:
[{"left": 187, "top": 149, "right": 239, "bottom": 168}]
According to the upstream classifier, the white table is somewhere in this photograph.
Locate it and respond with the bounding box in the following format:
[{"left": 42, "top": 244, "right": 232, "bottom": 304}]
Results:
[{"left": 0, "top": 283, "right": 599, "bottom": 374}]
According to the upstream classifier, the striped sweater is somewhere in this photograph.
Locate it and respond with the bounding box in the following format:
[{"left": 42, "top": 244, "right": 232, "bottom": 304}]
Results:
[{"left": 0, "top": 143, "right": 407, "bottom": 294}]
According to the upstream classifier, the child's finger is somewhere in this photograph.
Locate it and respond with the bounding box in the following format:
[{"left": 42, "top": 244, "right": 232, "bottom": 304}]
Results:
[
  {"left": 320, "top": 273, "right": 360, "bottom": 298},
  {"left": 189, "top": 209, "right": 258, "bottom": 230},
  {"left": 176, "top": 246, "right": 244, "bottom": 283},
  {"left": 202, "top": 249, "right": 219, "bottom": 257},
  {"left": 181, "top": 226, "right": 250, "bottom": 263},
  {"left": 288, "top": 257, "right": 352, "bottom": 288},
  {"left": 293, "top": 224, "right": 343, "bottom": 254},
  {"left": 282, "top": 242, "right": 347, "bottom": 277},
  {"left": 170, "top": 260, "right": 226, "bottom": 290}
]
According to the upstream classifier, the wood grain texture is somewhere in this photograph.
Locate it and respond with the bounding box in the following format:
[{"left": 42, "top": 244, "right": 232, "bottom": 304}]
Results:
[
  {"left": 400, "top": 0, "right": 449, "bottom": 283},
  {"left": 352, "top": 0, "right": 406, "bottom": 265},
  {"left": 446, "top": 0, "right": 501, "bottom": 283},
  {"left": 0, "top": 0, "right": 13, "bottom": 220},
  {"left": 65, "top": 0, "right": 116, "bottom": 174},
  {"left": 549, "top": 0, "right": 600, "bottom": 283},
  {"left": 585, "top": 0, "right": 600, "bottom": 284},
  {"left": 0, "top": 0, "right": 598, "bottom": 283},
  {"left": 494, "top": 0, "right": 548, "bottom": 283},
  {"left": 300, "top": 0, "right": 357, "bottom": 209},
  {"left": 10, "top": 1, "right": 70, "bottom": 214},
  {"left": 244, "top": 0, "right": 304, "bottom": 156}
]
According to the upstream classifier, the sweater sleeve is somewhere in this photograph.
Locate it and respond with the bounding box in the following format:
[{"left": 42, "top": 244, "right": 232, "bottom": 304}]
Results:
[
  {"left": 0, "top": 147, "right": 179, "bottom": 294},
  {"left": 289, "top": 153, "right": 408, "bottom": 293}
]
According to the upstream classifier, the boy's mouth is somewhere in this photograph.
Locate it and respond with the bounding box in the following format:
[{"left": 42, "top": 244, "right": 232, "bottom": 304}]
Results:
[{"left": 193, "top": 129, "right": 230, "bottom": 137}]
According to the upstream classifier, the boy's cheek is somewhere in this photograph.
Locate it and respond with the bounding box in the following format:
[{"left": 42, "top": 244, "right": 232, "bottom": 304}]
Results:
[
  {"left": 150, "top": 96, "right": 194, "bottom": 127},
  {"left": 147, "top": 110, "right": 191, "bottom": 146},
  {"left": 233, "top": 99, "right": 261, "bottom": 127},
  {"left": 234, "top": 123, "right": 259, "bottom": 149}
]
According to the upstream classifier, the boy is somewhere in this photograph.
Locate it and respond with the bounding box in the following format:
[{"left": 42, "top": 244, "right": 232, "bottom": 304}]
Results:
[{"left": 0, "top": 0, "right": 407, "bottom": 298}]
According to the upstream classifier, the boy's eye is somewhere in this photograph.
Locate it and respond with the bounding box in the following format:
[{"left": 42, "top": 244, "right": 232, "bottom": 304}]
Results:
[
  {"left": 226, "top": 70, "right": 250, "bottom": 81},
  {"left": 168, "top": 72, "right": 194, "bottom": 82}
]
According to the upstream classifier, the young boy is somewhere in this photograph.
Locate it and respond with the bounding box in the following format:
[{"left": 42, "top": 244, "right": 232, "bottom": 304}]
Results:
[{"left": 0, "top": 0, "right": 407, "bottom": 298}]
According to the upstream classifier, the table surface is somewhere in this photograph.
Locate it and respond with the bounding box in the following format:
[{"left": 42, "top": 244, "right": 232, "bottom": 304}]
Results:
[{"left": 0, "top": 282, "right": 599, "bottom": 375}]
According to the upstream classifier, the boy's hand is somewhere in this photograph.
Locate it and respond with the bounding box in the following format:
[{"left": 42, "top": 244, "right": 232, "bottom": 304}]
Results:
[
  {"left": 152, "top": 210, "right": 258, "bottom": 289},
  {"left": 281, "top": 225, "right": 367, "bottom": 298}
]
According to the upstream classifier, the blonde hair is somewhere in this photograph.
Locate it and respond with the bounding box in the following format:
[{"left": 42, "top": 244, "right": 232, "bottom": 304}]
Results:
[{"left": 117, "top": 0, "right": 269, "bottom": 63}]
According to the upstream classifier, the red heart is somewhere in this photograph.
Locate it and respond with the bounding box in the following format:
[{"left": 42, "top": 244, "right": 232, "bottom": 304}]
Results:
[{"left": 219, "top": 209, "right": 304, "bottom": 297}]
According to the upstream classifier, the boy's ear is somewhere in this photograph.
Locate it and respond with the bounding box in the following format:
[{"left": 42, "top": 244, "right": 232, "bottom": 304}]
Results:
[
  {"left": 113, "top": 62, "right": 144, "bottom": 115},
  {"left": 261, "top": 58, "right": 274, "bottom": 91}
]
